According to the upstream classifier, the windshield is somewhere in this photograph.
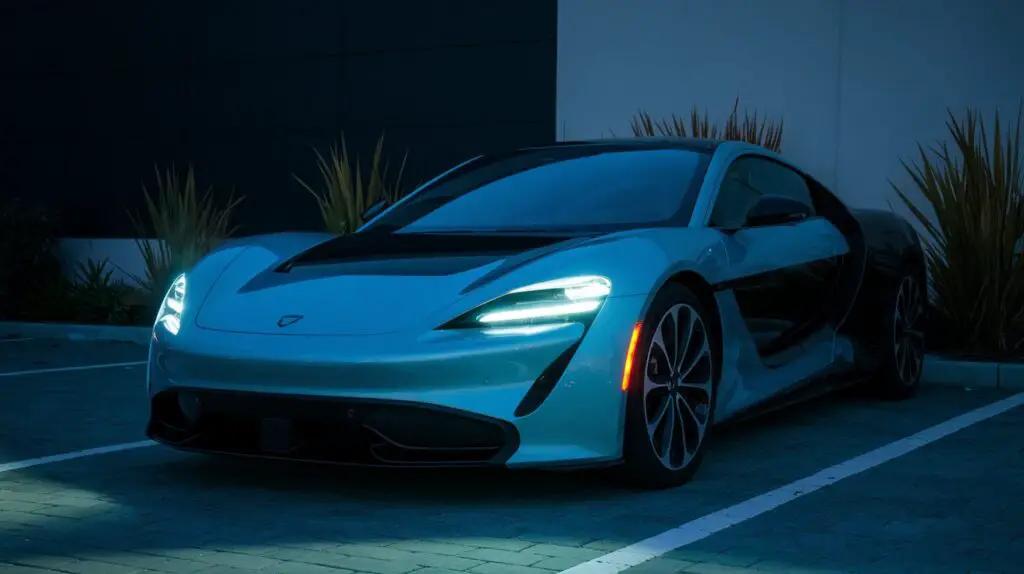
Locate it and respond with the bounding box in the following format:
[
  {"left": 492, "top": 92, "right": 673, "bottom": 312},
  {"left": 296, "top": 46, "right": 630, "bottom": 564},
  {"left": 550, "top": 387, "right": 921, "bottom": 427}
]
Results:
[{"left": 361, "top": 145, "right": 710, "bottom": 234}]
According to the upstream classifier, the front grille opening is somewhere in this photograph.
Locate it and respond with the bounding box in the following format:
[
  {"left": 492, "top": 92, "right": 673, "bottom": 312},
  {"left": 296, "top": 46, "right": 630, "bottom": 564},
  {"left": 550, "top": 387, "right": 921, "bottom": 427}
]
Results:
[
  {"left": 146, "top": 390, "right": 516, "bottom": 467},
  {"left": 149, "top": 391, "right": 199, "bottom": 444},
  {"left": 368, "top": 435, "right": 503, "bottom": 464},
  {"left": 361, "top": 406, "right": 507, "bottom": 448}
]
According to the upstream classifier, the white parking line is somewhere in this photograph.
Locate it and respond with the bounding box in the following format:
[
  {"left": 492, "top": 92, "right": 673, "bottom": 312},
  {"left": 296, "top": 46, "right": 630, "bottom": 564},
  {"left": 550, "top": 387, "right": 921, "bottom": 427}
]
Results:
[
  {"left": 0, "top": 440, "right": 156, "bottom": 475},
  {"left": 0, "top": 337, "right": 35, "bottom": 343},
  {"left": 0, "top": 361, "right": 147, "bottom": 377},
  {"left": 560, "top": 392, "right": 1024, "bottom": 574}
]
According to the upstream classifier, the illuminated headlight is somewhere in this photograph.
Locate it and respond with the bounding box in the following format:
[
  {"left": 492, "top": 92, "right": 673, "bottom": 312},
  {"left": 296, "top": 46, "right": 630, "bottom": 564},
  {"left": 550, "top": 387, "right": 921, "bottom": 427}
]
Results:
[
  {"left": 155, "top": 273, "right": 186, "bottom": 335},
  {"left": 441, "top": 275, "right": 611, "bottom": 329}
]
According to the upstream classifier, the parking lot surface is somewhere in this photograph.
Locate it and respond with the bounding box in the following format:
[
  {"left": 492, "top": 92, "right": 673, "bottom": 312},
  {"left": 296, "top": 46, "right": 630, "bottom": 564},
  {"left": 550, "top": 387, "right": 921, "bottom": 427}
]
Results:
[{"left": 1, "top": 339, "right": 1021, "bottom": 574}]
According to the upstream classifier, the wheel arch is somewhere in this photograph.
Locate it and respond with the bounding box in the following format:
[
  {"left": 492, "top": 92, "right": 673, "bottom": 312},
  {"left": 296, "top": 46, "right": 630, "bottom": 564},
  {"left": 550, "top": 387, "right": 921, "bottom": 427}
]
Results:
[
  {"left": 901, "top": 240, "right": 928, "bottom": 286},
  {"left": 624, "top": 267, "right": 726, "bottom": 403},
  {"left": 662, "top": 270, "right": 725, "bottom": 383},
  {"left": 665, "top": 271, "right": 722, "bottom": 338},
  {"left": 900, "top": 241, "right": 930, "bottom": 340}
]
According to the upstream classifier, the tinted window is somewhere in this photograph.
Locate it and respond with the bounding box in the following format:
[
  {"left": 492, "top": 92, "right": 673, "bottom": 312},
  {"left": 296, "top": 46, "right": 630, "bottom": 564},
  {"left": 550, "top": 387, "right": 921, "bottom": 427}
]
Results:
[
  {"left": 709, "top": 157, "right": 815, "bottom": 228},
  {"left": 363, "top": 147, "right": 710, "bottom": 233}
]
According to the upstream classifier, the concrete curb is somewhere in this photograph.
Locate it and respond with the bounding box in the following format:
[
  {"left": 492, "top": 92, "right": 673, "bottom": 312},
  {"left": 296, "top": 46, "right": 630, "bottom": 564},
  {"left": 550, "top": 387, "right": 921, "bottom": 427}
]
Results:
[
  {"left": 922, "top": 355, "right": 1024, "bottom": 391},
  {"left": 994, "top": 363, "right": 1024, "bottom": 391},
  {"left": 0, "top": 322, "right": 151, "bottom": 346},
  {"left": 2, "top": 321, "right": 1022, "bottom": 391}
]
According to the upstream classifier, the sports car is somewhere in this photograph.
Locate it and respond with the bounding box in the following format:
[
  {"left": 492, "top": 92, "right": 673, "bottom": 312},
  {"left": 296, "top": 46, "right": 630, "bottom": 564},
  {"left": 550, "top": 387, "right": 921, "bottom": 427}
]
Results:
[{"left": 146, "top": 138, "right": 927, "bottom": 488}]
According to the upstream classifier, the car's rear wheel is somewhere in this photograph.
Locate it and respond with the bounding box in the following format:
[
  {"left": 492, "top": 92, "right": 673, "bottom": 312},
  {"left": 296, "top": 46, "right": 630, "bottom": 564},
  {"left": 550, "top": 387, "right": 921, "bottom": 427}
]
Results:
[
  {"left": 622, "top": 283, "right": 720, "bottom": 489},
  {"left": 872, "top": 269, "right": 926, "bottom": 400}
]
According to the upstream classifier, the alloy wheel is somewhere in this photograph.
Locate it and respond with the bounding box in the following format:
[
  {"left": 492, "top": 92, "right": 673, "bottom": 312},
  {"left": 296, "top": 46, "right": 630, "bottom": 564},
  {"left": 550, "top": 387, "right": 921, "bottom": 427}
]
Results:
[
  {"left": 893, "top": 275, "right": 925, "bottom": 386},
  {"left": 642, "top": 303, "right": 714, "bottom": 471}
]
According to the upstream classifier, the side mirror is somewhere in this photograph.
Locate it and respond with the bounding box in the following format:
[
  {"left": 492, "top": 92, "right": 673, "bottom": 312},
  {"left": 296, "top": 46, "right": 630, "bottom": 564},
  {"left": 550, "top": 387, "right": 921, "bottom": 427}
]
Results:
[
  {"left": 361, "top": 198, "right": 390, "bottom": 222},
  {"left": 743, "top": 196, "right": 811, "bottom": 228}
]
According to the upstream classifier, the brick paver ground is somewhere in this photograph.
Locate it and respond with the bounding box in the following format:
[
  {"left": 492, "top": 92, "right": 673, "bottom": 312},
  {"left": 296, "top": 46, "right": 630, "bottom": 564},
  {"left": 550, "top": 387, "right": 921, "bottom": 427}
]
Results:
[{"left": 1, "top": 340, "right": 1021, "bottom": 574}]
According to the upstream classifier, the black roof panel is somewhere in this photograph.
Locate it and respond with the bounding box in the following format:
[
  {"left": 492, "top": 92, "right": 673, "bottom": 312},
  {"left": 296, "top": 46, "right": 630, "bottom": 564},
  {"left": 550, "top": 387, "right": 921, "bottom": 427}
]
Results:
[{"left": 521, "top": 137, "right": 724, "bottom": 154}]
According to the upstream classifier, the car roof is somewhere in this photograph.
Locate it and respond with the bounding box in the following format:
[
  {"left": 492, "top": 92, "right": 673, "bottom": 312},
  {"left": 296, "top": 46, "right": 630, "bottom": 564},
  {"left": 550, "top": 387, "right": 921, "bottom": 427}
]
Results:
[{"left": 518, "top": 137, "right": 726, "bottom": 155}]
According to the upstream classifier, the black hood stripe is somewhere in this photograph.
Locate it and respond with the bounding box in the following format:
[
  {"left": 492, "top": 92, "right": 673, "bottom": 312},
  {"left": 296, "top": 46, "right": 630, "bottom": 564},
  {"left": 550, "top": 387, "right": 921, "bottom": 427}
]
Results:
[{"left": 278, "top": 232, "right": 583, "bottom": 271}]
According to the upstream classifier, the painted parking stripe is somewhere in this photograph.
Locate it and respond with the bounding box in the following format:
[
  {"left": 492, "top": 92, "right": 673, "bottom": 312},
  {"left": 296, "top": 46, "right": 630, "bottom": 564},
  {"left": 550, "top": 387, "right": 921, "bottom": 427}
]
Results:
[
  {"left": 0, "top": 337, "right": 35, "bottom": 343},
  {"left": 0, "top": 361, "right": 147, "bottom": 377},
  {"left": 0, "top": 440, "right": 156, "bottom": 475},
  {"left": 560, "top": 391, "right": 1024, "bottom": 574}
]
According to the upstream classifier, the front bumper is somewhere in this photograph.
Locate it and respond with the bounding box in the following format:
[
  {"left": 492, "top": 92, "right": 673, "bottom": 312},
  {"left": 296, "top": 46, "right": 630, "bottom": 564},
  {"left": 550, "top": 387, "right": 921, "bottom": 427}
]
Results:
[
  {"left": 147, "top": 389, "right": 520, "bottom": 466},
  {"left": 146, "top": 293, "right": 648, "bottom": 468}
]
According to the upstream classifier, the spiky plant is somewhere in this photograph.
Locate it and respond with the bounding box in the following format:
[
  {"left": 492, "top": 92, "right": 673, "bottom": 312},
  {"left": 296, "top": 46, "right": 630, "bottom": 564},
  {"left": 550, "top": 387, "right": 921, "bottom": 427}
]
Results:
[
  {"left": 70, "top": 258, "right": 133, "bottom": 324},
  {"left": 125, "top": 165, "right": 243, "bottom": 309},
  {"left": 893, "top": 105, "right": 1024, "bottom": 356},
  {"left": 629, "top": 97, "right": 784, "bottom": 152},
  {"left": 630, "top": 108, "right": 718, "bottom": 140},
  {"left": 294, "top": 132, "right": 408, "bottom": 234}
]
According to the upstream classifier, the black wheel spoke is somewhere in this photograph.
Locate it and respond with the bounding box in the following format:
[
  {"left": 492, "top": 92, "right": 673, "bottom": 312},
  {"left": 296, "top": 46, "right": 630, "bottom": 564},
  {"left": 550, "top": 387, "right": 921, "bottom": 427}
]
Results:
[{"left": 893, "top": 275, "right": 925, "bottom": 387}]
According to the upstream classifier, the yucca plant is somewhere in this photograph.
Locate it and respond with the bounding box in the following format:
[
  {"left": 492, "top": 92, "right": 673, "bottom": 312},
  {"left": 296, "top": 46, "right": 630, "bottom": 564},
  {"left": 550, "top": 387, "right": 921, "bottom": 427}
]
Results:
[
  {"left": 629, "top": 97, "right": 784, "bottom": 152},
  {"left": 70, "top": 258, "right": 133, "bottom": 324},
  {"left": 73, "top": 257, "right": 122, "bottom": 291},
  {"left": 294, "top": 132, "right": 408, "bottom": 234},
  {"left": 124, "top": 165, "right": 243, "bottom": 309},
  {"left": 893, "top": 105, "right": 1024, "bottom": 357}
]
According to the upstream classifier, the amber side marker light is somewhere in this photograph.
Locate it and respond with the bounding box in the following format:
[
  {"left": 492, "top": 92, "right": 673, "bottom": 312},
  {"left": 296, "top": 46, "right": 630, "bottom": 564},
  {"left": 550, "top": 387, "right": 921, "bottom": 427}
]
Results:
[{"left": 621, "top": 322, "right": 643, "bottom": 391}]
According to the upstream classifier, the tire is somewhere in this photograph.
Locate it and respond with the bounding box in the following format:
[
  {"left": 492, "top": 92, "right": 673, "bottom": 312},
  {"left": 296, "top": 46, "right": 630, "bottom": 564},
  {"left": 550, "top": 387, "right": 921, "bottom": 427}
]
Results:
[
  {"left": 871, "top": 268, "right": 926, "bottom": 400},
  {"left": 622, "top": 282, "right": 722, "bottom": 489}
]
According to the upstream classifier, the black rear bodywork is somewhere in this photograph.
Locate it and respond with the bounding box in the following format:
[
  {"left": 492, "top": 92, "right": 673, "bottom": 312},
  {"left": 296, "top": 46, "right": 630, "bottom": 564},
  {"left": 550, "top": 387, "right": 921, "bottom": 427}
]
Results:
[
  {"left": 715, "top": 209, "right": 926, "bottom": 425},
  {"left": 839, "top": 208, "right": 927, "bottom": 372}
]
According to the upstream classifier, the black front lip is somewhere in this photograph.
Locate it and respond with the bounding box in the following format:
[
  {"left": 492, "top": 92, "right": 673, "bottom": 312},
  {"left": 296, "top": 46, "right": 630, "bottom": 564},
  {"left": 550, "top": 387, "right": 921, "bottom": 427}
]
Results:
[{"left": 146, "top": 389, "right": 521, "bottom": 468}]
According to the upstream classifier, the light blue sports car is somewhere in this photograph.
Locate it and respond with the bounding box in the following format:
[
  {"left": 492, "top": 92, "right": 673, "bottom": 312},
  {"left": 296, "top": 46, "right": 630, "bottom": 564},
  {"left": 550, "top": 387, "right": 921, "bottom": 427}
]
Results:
[{"left": 146, "top": 138, "right": 927, "bottom": 488}]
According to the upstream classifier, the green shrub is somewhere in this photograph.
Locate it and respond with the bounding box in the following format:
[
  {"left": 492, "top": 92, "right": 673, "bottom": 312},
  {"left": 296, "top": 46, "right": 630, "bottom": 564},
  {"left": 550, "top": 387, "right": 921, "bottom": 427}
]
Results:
[
  {"left": 893, "top": 105, "right": 1024, "bottom": 357},
  {"left": 0, "top": 199, "right": 69, "bottom": 321},
  {"left": 294, "top": 131, "right": 408, "bottom": 234},
  {"left": 69, "top": 258, "right": 136, "bottom": 325},
  {"left": 629, "top": 97, "right": 784, "bottom": 153}
]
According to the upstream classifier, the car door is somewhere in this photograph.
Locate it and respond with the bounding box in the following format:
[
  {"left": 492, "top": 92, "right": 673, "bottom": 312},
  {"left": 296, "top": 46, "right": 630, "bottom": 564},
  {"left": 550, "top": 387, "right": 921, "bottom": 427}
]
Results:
[{"left": 709, "top": 155, "right": 846, "bottom": 366}]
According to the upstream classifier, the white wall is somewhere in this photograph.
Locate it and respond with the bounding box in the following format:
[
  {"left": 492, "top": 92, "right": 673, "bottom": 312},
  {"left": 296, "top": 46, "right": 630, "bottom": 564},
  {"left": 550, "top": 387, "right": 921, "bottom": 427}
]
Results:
[
  {"left": 58, "top": 238, "right": 159, "bottom": 287},
  {"left": 557, "top": 0, "right": 1024, "bottom": 216}
]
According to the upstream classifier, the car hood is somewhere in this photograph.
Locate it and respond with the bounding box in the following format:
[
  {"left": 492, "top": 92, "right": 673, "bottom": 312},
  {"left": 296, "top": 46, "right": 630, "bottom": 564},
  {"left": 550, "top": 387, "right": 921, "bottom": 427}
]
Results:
[{"left": 193, "top": 231, "right": 602, "bottom": 336}]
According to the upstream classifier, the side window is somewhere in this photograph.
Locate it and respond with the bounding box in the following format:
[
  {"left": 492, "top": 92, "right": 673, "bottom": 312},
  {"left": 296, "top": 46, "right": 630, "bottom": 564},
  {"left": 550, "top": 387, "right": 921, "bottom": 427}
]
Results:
[{"left": 709, "top": 157, "right": 815, "bottom": 228}]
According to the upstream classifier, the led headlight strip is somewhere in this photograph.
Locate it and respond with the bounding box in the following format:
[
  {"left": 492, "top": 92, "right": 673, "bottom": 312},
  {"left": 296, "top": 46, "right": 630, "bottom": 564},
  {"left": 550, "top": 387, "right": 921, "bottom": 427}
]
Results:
[
  {"left": 155, "top": 274, "right": 187, "bottom": 335},
  {"left": 477, "top": 299, "right": 601, "bottom": 324},
  {"left": 443, "top": 275, "right": 611, "bottom": 329}
]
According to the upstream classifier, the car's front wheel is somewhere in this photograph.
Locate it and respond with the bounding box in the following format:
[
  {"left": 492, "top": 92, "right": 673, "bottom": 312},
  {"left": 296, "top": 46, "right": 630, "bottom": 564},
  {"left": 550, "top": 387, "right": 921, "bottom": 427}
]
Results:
[
  {"left": 622, "top": 283, "right": 721, "bottom": 489},
  {"left": 872, "top": 269, "right": 926, "bottom": 400}
]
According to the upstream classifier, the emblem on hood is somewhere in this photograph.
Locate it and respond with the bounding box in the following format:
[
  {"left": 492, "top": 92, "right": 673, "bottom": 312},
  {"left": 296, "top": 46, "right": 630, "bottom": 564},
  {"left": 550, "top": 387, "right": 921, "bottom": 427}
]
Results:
[{"left": 277, "top": 314, "right": 304, "bottom": 328}]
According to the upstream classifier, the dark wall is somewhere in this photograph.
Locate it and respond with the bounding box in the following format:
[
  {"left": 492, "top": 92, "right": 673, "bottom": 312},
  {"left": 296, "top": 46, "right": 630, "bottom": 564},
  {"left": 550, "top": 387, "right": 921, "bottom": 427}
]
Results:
[{"left": 0, "top": 0, "right": 557, "bottom": 237}]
